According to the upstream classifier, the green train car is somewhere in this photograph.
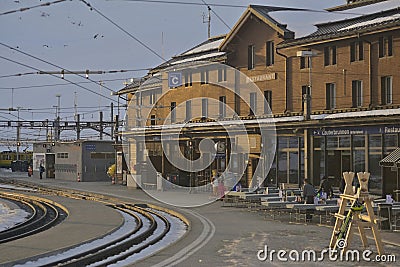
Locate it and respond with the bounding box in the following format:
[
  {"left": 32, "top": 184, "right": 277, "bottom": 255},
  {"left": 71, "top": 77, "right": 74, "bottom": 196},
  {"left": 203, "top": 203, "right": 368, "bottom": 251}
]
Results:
[{"left": 0, "top": 151, "right": 33, "bottom": 169}]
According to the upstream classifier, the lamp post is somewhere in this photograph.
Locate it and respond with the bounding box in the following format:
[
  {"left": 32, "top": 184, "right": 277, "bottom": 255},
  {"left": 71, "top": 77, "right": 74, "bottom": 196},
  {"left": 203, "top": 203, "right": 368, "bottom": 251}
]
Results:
[{"left": 297, "top": 50, "right": 316, "bottom": 182}]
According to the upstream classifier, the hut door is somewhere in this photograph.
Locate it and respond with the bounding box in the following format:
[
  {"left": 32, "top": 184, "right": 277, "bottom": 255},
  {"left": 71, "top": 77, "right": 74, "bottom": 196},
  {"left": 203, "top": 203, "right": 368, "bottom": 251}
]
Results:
[{"left": 45, "top": 154, "right": 55, "bottom": 178}]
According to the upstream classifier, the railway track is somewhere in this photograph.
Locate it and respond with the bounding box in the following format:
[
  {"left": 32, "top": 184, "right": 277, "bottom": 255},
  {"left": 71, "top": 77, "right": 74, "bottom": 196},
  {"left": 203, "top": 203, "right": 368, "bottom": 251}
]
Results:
[
  {"left": 0, "top": 192, "right": 68, "bottom": 243},
  {"left": 0, "top": 178, "right": 189, "bottom": 267}
]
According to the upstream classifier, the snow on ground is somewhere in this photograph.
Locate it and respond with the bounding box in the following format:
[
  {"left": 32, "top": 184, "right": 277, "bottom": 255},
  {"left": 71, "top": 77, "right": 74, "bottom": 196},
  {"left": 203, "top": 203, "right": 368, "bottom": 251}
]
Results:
[{"left": 0, "top": 200, "right": 31, "bottom": 232}]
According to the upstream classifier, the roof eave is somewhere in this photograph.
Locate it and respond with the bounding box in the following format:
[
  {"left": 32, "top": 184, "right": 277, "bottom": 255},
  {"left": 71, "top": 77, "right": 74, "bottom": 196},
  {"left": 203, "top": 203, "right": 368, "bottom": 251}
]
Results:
[{"left": 278, "top": 22, "right": 400, "bottom": 48}]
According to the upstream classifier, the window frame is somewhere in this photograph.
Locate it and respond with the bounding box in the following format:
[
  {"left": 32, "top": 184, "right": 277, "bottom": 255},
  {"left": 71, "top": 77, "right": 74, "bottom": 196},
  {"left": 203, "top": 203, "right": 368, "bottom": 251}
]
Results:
[
  {"left": 202, "top": 98, "right": 208, "bottom": 118},
  {"left": 184, "top": 72, "right": 193, "bottom": 87},
  {"left": 249, "top": 92, "right": 257, "bottom": 116},
  {"left": 200, "top": 70, "right": 209, "bottom": 85},
  {"left": 185, "top": 100, "right": 192, "bottom": 121},
  {"left": 266, "top": 41, "right": 274, "bottom": 66},
  {"left": 352, "top": 80, "right": 363, "bottom": 108},
  {"left": 170, "top": 102, "right": 176, "bottom": 123},
  {"left": 325, "top": 83, "right": 336, "bottom": 110},
  {"left": 264, "top": 90, "right": 272, "bottom": 113},
  {"left": 248, "top": 44, "right": 255, "bottom": 70},
  {"left": 381, "top": 76, "right": 393, "bottom": 105},
  {"left": 219, "top": 96, "right": 226, "bottom": 118}
]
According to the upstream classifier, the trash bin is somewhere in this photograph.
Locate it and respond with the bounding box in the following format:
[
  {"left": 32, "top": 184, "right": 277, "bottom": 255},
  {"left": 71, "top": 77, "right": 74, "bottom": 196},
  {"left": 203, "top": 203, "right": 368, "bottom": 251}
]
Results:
[{"left": 378, "top": 203, "right": 392, "bottom": 230}]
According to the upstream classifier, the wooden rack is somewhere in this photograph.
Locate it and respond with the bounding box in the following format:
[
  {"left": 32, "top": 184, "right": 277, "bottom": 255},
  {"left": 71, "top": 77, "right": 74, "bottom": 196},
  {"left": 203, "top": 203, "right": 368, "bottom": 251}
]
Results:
[{"left": 329, "top": 172, "right": 384, "bottom": 255}]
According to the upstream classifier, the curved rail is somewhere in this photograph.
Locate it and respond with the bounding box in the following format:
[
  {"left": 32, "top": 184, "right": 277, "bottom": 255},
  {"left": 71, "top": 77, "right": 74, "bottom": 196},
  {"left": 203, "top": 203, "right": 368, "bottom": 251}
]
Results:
[
  {"left": 0, "top": 179, "right": 189, "bottom": 267},
  {"left": 0, "top": 197, "right": 37, "bottom": 233},
  {"left": 56, "top": 204, "right": 171, "bottom": 267},
  {"left": 0, "top": 192, "right": 67, "bottom": 243}
]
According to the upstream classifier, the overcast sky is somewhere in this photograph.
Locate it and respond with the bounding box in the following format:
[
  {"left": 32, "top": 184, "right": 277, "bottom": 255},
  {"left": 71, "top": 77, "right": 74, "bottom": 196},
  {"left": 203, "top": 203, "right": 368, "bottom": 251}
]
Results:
[{"left": 0, "top": 0, "right": 398, "bottom": 148}]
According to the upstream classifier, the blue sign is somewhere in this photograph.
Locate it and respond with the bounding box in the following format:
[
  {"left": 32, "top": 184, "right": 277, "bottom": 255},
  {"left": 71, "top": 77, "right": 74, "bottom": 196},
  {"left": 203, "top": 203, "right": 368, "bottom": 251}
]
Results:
[
  {"left": 168, "top": 72, "right": 182, "bottom": 87},
  {"left": 85, "top": 144, "right": 96, "bottom": 151}
]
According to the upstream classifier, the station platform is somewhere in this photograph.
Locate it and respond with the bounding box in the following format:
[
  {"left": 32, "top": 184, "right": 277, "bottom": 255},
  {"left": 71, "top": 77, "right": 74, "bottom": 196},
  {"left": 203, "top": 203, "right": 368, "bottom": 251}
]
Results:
[{"left": 1, "top": 173, "right": 399, "bottom": 266}]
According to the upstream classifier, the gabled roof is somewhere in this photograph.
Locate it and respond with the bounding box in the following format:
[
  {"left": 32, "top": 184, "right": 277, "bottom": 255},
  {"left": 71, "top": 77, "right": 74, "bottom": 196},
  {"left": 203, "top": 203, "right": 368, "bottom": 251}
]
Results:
[
  {"left": 117, "top": 35, "right": 227, "bottom": 95},
  {"left": 220, "top": 5, "right": 295, "bottom": 51},
  {"left": 280, "top": 7, "right": 400, "bottom": 48},
  {"left": 150, "top": 35, "right": 226, "bottom": 74}
]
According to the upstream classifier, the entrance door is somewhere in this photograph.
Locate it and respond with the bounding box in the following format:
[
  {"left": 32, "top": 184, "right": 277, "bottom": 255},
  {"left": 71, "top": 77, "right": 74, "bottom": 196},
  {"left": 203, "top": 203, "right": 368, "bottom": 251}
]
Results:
[{"left": 45, "top": 154, "right": 55, "bottom": 178}]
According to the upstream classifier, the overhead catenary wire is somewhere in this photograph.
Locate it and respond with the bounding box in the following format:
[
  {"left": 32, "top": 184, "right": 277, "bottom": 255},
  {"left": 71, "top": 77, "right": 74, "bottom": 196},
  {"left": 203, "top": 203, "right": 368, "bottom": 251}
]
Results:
[
  {"left": 108, "top": 0, "right": 365, "bottom": 15},
  {"left": 0, "top": 42, "right": 123, "bottom": 97},
  {"left": 0, "top": 0, "right": 69, "bottom": 16},
  {"left": 0, "top": 77, "right": 142, "bottom": 90},
  {"left": 0, "top": 55, "right": 117, "bottom": 103},
  {"left": 80, "top": 0, "right": 168, "bottom": 63},
  {"left": 0, "top": 68, "right": 151, "bottom": 80}
]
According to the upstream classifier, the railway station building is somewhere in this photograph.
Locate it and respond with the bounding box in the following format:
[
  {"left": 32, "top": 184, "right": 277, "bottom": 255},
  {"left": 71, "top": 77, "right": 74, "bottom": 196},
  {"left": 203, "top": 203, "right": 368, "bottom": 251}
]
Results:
[{"left": 119, "top": 5, "right": 400, "bottom": 199}]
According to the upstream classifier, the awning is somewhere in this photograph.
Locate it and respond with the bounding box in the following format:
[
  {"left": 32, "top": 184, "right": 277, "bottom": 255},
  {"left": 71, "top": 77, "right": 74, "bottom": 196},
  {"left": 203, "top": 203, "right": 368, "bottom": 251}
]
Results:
[{"left": 380, "top": 148, "right": 400, "bottom": 168}]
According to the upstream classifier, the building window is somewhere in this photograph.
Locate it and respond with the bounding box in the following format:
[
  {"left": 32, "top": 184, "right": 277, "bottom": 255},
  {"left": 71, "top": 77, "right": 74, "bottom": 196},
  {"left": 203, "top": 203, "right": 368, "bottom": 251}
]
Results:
[
  {"left": 249, "top": 92, "right": 257, "bottom": 116},
  {"left": 350, "top": 41, "right": 364, "bottom": 62},
  {"left": 217, "top": 67, "right": 227, "bottom": 82},
  {"left": 381, "top": 76, "right": 393, "bottom": 105},
  {"left": 57, "top": 152, "right": 68, "bottom": 159},
  {"left": 264, "top": 90, "right": 272, "bottom": 113},
  {"left": 170, "top": 102, "right": 176, "bottom": 123},
  {"left": 150, "top": 115, "right": 156, "bottom": 125},
  {"left": 300, "top": 57, "right": 310, "bottom": 69},
  {"left": 201, "top": 70, "right": 209, "bottom": 85},
  {"left": 149, "top": 92, "right": 156, "bottom": 105},
  {"left": 352, "top": 80, "right": 363, "bottom": 108},
  {"left": 184, "top": 72, "right": 192, "bottom": 87},
  {"left": 248, "top": 44, "right": 255, "bottom": 70},
  {"left": 379, "top": 36, "right": 393, "bottom": 58},
  {"left": 202, "top": 98, "right": 208, "bottom": 118},
  {"left": 266, "top": 41, "right": 274, "bottom": 66},
  {"left": 219, "top": 96, "right": 226, "bottom": 118},
  {"left": 185, "top": 100, "right": 192, "bottom": 121},
  {"left": 324, "top": 46, "right": 336, "bottom": 66},
  {"left": 325, "top": 83, "right": 336, "bottom": 110}
]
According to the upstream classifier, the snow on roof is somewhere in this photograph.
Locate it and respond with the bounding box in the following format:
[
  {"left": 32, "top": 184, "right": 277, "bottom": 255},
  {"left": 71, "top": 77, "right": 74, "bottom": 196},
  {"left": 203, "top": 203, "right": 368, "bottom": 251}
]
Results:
[
  {"left": 181, "top": 38, "right": 224, "bottom": 56},
  {"left": 171, "top": 51, "right": 226, "bottom": 65},
  {"left": 128, "top": 108, "right": 400, "bottom": 132},
  {"left": 311, "top": 108, "right": 400, "bottom": 120},
  {"left": 339, "top": 14, "right": 400, "bottom": 31}
]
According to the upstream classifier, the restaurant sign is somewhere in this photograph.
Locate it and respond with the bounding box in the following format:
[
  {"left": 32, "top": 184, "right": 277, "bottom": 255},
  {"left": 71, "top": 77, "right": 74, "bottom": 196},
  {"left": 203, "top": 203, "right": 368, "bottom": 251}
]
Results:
[
  {"left": 312, "top": 125, "right": 400, "bottom": 136},
  {"left": 246, "top": 73, "right": 276, "bottom": 83}
]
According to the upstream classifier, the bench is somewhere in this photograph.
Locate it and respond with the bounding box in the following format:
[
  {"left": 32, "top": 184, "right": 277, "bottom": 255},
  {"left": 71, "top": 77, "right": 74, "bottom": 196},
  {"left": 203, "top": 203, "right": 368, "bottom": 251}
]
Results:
[{"left": 279, "top": 183, "right": 299, "bottom": 190}]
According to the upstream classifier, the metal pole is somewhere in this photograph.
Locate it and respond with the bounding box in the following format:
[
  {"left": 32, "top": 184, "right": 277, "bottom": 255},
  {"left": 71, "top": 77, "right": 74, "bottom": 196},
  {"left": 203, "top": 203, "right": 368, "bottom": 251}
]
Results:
[
  {"left": 99, "top": 111, "right": 103, "bottom": 140},
  {"left": 111, "top": 102, "right": 114, "bottom": 140},
  {"left": 16, "top": 107, "right": 20, "bottom": 161}
]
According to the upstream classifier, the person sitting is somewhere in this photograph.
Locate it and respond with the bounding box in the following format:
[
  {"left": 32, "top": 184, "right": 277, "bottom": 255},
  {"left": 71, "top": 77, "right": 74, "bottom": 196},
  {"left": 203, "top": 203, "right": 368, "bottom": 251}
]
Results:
[{"left": 318, "top": 176, "right": 333, "bottom": 199}]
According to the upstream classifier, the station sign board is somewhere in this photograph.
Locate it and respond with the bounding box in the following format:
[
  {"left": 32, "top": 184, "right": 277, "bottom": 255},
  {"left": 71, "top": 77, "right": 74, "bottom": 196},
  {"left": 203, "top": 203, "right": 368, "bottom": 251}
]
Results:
[{"left": 312, "top": 125, "right": 400, "bottom": 136}]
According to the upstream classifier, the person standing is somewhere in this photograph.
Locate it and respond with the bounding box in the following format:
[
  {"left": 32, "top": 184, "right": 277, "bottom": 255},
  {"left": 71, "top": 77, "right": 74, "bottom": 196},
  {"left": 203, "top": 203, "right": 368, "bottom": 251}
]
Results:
[
  {"left": 212, "top": 173, "right": 219, "bottom": 197},
  {"left": 302, "top": 178, "right": 316, "bottom": 221},
  {"left": 303, "top": 178, "right": 316, "bottom": 204},
  {"left": 39, "top": 164, "right": 45, "bottom": 179}
]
